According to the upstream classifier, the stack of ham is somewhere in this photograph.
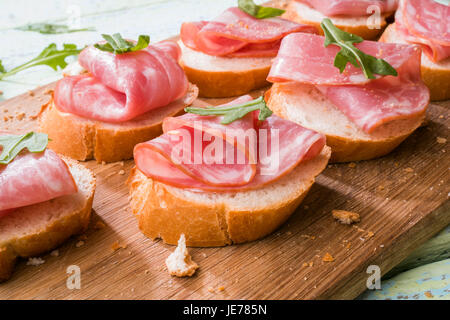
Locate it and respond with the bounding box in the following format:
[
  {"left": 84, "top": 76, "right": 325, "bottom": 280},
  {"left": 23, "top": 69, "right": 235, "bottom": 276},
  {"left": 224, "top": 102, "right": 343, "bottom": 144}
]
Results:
[
  {"left": 295, "top": 0, "right": 398, "bottom": 17},
  {"left": 180, "top": 7, "right": 317, "bottom": 57},
  {"left": 54, "top": 41, "right": 188, "bottom": 123},
  {"left": 267, "top": 33, "right": 429, "bottom": 134},
  {"left": 0, "top": 147, "right": 77, "bottom": 218},
  {"left": 134, "top": 95, "right": 326, "bottom": 192},
  {"left": 395, "top": 0, "right": 450, "bottom": 63}
]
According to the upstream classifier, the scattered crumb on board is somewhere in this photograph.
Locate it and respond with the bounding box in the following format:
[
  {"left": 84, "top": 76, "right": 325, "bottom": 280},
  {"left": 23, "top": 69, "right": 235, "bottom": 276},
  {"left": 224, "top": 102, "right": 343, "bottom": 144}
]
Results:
[
  {"left": 165, "top": 234, "right": 198, "bottom": 277},
  {"left": 111, "top": 241, "right": 128, "bottom": 251},
  {"left": 27, "top": 257, "right": 45, "bottom": 266},
  {"left": 332, "top": 210, "right": 360, "bottom": 225}
]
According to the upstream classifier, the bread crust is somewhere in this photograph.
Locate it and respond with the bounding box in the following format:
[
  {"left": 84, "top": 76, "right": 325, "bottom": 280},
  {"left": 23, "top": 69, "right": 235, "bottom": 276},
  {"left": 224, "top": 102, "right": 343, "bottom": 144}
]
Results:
[
  {"left": 283, "top": 1, "right": 389, "bottom": 40},
  {"left": 180, "top": 61, "right": 270, "bottom": 98},
  {"left": 0, "top": 158, "right": 95, "bottom": 282},
  {"left": 379, "top": 24, "right": 450, "bottom": 101},
  {"left": 266, "top": 84, "right": 425, "bottom": 163},
  {"left": 127, "top": 147, "right": 331, "bottom": 247},
  {"left": 38, "top": 84, "right": 198, "bottom": 163}
]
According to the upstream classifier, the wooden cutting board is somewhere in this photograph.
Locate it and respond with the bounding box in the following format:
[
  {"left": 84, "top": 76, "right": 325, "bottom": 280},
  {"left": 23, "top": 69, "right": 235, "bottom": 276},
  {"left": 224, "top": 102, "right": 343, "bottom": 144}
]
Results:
[{"left": 0, "top": 80, "right": 448, "bottom": 300}]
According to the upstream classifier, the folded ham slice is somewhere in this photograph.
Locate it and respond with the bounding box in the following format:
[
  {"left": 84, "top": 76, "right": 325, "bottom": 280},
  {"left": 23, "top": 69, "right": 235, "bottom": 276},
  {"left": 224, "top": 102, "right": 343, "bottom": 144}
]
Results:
[
  {"left": 54, "top": 41, "right": 188, "bottom": 123},
  {"left": 134, "top": 95, "right": 325, "bottom": 192},
  {"left": 296, "top": 0, "right": 398, "bottom": 16},
  {"left": 0, "top": 149, "right": 77, "bottom": 217},
  {"left": 267, "top": 33, "right": 429, "bottom": 133},
  {"left": 396, "top": 0, "right": 450, "bottom": 62},
  {"left": 180, "top": 7, "right": 317, "bottom": 57}
]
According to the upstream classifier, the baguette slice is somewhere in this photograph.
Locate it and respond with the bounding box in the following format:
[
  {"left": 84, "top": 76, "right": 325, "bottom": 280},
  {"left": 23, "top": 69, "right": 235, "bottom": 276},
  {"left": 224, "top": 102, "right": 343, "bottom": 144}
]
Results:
[
  {"left": 39, "top": 84, "right": 198, "bottom": 163},
  {"left": 0, "top": 157, "right": 96, "bottom": 282},
  {"left": 380, "top": 24, "right": 450, "bottom": 101},
  {"left": 179, "top": 41, "right": 272, "bottom": 98},
  {"left": 283, "top": 1, "right": 390, "bottom": 40},
  {"left": 266, "top": 83, "right": 425, "bottom": 163},
  {"left": 127, "top": 146, "right": 331, "bottom": 247}
]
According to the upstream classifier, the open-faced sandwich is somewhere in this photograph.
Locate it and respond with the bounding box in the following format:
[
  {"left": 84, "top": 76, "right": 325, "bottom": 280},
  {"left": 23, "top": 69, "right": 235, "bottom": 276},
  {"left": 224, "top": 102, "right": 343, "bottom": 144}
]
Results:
[
  {"left": 39, "top": 34, "right": 198, "bottom": 163},
  {"left": 127, "top": 95, "right": 330, "bottom": 246},
  {"left": 266, "top": 20, "right": 430, "bottom": 162},
  {"left": 179, "top": 0, "right": 317, "bottom": 98},
  {"left": 0, "top": 132, "right": 95, "bottom": 281},
  {"left": 380, "top": 0, "right": 450, "bottom": 101},
  {"left": 284, "top": 0, "right": 398, "bottom": 39}
]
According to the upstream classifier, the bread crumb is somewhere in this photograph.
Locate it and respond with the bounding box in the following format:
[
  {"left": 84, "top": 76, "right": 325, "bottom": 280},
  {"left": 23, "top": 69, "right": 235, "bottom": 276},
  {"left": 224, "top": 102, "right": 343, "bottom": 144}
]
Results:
[
  {"left": 438, "top": 115, "right": 444, "bottom": 119},
  {"left": 75, "top": 240, "right": 85, "bottom": 248},
  {"left": 27, "top": 257, "right": 45, "bottom": 266},
  {"left": 345, "top": 242, "right": 351, "bottom": 249},
  {"left": 348, "top": 162, "right": 356, "bottom": 168},
  {"left": 322, "top": 253, "right": 335, "bottom": 262},
  {"left": 28, "top": 90, "right": 35, "bottom": 97},
  {"left": 111, "top": 241, "right": 127, "bottom": 251},
  {"left": 78, "top": 234, "right": 88, "bottom": 241},
  {"left": 404, "top": 167, "right": 414, "bottom": 173},
  {"left": 208, "top": 287, "right": 215, "bottom": 293},
  {"left": 94, "top": 221, "right": 106, "bottom": 230},
  {"left": 332, "top": 210, "right": 360, "bottom": 225},
  {"left": 366, "top": 231, "right": 375, "bottom": 239},
  {"left": 145, "top": 269, "right": 150, "bottom": 275},
  {"left": 309, "top": 261, "right": 314, "bottom": 267},
  {"left": 302, "top": 262, "right": 309, "bottom": 267},
  {"left": 118, "top": 170, "right": 125, "bottom": 175},
  {"left": 101, "top": 161, "right": 106, "bottom": 165},
  {"left": 436, "top": 137, "right": 447, "bottom": 144},
  {"left": 50, "top": 250, "right": 59, "bottom": 257},
  {"left": 16, "top": 112, "right": 25, "bottom": 120},
  {"left": 424, "top": 291, "right": 433, "bottom": 298},
  {"left": 165, "top": 234, "right": 198, "bottom": 277},
  {"left": 217, "top": 286, "right": 225, "bottom": 292}
]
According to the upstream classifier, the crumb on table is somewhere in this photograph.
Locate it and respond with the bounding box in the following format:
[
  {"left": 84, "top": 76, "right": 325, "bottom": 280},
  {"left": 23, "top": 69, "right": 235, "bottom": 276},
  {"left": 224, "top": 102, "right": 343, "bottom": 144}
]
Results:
[{"left": 332, "top": 210, "right": 360, "bottom": 225}]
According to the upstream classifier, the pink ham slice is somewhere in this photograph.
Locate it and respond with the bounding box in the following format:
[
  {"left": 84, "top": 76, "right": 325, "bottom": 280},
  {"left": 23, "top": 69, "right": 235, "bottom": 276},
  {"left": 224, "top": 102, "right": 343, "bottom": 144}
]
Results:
[
  {"left": 0, "top": 149, "right": 77, "bottom": 217},
  {"left": 134, "top": 96, "right": 325, "bottom": 192},
  {"left": 296, "top": 0, "right": 398, "bottom": 16},
  {"left": 396, "top": 0, "right": 450, "bottom": 62},
  {"left": 267, "top": 33, "right": 429, "bottom": 133},
  {"left": 180, "top": 7, "right": 317, "bottom": 57},
  {"left": 54, "top": 41, "right": 188, "bottom": 123}
]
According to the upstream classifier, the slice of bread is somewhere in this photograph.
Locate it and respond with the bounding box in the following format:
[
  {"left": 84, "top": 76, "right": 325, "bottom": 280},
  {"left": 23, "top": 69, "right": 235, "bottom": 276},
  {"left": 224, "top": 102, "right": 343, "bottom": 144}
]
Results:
[
  {"left": 380, "top": 24, "right": 450, "bottom": 101},
  {"left": 266, "top": 83, "right": 425, "bottom": 163},
  {"left": 284, "top": 1, "right": 390, "bottom": 40},
  {"left": 39, "top": 84, "right": 198, "bottom": 163},
  {"left": 179, "top": 41, "right": 272, "bottom": 98},
  {"left": 0, "top": 157, "right": 96, "bottom": 282},
  {"left": 127, "top": 146, "right": 331, "bottom": 247}
]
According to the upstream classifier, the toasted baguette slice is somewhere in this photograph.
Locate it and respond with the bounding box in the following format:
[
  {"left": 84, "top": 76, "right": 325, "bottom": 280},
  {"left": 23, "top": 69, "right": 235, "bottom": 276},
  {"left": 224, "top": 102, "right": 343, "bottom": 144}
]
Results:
[
  {"left": 380, "top": 24, "right": 450, "bottom": 101},
  {"left": 266, "top": 83, "right": 425, "bottom": 163},
  {"left": 39, "top": 84, "right": 198, "bottom": 163},
  {"left": 284, "top": 1, "right": 390, "bottom": 40},
  {"left": 179, "top": 41, "right": 271, "bottom": 98},
  {"left": 0, "top": 157, "right": 96, "bottom": 282},
  {"left": 127, "top": 146, "right": 331, "bottom": 247}
]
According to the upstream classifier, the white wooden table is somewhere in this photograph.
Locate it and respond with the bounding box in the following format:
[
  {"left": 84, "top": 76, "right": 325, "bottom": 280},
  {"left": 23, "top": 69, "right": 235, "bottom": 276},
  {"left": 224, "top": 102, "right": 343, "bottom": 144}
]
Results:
[{"left": 0, "top": 0, "right": 448, "bottom": 300}]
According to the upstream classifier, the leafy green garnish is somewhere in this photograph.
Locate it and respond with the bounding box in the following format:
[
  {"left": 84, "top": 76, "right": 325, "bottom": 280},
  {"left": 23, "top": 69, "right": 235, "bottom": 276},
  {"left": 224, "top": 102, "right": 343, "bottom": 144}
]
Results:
[
  {"left": 238, "top": 0, "right": 285, "bottom": 19},
  {"left": 0, "top": 60, "right": 5, "bottom": 74},
  {"left": 433, "top": 0, "right": 449, "bottom": 5},
  {"left": 16, "top": 23, "right": 95, "bottom": 34},
  {"left": 0, "top": 43, "right": 83, "bottom": 80},
  {"left": 320, "top": 18, "right": 397, "bottom": 79},
  {"left": 94, "top": 33, "right": 150, "bottom": 54},
  {"left": 185, "top": 96, "right": 272, "bottom": 124},
  {"left": 0, "top": 132, "right": 49, "bottom": 165}
]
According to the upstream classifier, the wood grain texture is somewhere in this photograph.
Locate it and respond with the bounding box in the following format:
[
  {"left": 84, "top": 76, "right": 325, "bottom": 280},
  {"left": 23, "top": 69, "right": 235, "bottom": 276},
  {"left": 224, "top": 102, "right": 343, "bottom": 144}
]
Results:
[{"left": 0, "top": 80, "right": 448, "bottom": 300}]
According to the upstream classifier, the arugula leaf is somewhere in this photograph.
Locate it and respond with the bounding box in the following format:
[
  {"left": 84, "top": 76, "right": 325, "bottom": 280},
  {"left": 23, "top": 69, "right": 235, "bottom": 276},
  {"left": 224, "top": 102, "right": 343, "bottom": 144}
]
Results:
[
  {"left": 238, "top": 0, "right": 285, "bottom": 19},
  {"left": 94, "top": 33, "right": 150, "bottom": 54},
  {"left": 185, "top": 96, "right": 272, "bottom": 124},
  {"left": 0, "top": 132, "right": 49, "bottom": 165},
  {"left": 16, "top": 23, "right": 95, "bottom": 34},
  {"left": 433, "top": 0, "right": 450, "bottom": 5},
  {"left": 0, "top": 43, "right": 83, "bottom": 80},
  {"left": 320, "top": 18, "right": 397, "bottom": 79}
]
